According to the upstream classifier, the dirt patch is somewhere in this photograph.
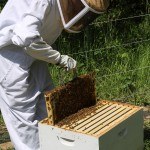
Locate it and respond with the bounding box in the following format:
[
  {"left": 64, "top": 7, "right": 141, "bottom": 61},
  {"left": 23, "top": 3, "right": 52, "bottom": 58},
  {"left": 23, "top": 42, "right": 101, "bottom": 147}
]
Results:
[
  {"left": 0, "top": 142, "right": 14, "bottom": 150},
  {"left": 0, "top": 125, "right": 10, "bottom": 144}
]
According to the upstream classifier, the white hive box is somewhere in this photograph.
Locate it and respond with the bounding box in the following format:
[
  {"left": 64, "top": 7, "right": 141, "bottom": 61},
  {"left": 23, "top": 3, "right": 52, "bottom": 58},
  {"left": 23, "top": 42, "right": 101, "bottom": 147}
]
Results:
[{"left": 39, "top": 100, "right": 144, "bottom": 150}]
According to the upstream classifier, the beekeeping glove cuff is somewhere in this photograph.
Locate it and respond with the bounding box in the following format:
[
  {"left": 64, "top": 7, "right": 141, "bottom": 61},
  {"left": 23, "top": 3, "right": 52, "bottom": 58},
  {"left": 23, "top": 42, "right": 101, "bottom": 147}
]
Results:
[{"left": 57, "top": 55, "right": 77, "bottom": 71}]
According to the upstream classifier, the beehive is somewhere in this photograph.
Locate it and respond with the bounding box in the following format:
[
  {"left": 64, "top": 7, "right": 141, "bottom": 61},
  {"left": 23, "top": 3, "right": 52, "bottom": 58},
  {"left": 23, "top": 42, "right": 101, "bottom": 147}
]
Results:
[
  {"left": 39, "top": 73, "right": 143, "bottom": 150},
  {"left": 39, "top": 100, "right": 143, "bottom": 150}
]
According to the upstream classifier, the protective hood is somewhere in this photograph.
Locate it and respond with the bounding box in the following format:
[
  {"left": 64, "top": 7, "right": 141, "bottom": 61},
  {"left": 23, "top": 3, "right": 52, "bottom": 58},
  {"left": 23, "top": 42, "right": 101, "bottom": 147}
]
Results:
[{"left": 56, "top": 0, "right": 110, "bottom": 33}]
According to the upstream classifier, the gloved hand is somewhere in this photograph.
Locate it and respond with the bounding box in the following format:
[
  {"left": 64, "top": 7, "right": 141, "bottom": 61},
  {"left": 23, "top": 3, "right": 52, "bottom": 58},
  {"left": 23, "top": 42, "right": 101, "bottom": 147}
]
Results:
[{"left": 58, "top": 55, "right": 77, "bottom": 71}]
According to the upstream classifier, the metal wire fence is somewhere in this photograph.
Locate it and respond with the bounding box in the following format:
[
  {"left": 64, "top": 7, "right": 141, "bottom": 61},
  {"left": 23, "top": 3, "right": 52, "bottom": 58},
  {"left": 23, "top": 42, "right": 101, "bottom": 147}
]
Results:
[
  {"left": 54, "top": 12, "right": 150, "bottom": 107},
  {"left": 69, "top": 38, "right": 150, "bottom": 105}
]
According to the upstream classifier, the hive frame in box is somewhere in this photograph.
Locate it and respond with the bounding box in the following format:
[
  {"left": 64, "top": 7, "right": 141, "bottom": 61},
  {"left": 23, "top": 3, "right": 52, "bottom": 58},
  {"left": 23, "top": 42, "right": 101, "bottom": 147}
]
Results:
[{"left": 44, "top": 73, "right": 96, "bottom": 125}]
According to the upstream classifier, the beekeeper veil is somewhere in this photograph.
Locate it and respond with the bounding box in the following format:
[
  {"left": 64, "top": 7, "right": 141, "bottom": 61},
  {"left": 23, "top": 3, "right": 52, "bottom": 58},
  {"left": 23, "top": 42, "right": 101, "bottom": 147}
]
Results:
[{"left": 57, "top": 0, "right": 110, "bottom": 33}]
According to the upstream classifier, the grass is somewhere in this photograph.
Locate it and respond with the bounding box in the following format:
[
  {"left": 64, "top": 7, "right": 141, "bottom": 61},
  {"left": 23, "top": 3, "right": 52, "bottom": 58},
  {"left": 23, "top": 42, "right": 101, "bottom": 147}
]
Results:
[
  {"left": 0, "top": 115, "right": 10, "bottom": 145},
  {"left": 144, "top": 121, "right": 150, "bottom": 150}
]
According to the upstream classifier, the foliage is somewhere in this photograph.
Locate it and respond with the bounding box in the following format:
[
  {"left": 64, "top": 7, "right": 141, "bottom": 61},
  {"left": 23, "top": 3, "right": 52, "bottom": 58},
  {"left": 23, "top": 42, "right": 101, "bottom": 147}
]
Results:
[
  {"left": 52, "top": 0, "right": 150, "bottom": 106},
  {"left": 0, "top": 0, "right": 6, "bottom": 10}
]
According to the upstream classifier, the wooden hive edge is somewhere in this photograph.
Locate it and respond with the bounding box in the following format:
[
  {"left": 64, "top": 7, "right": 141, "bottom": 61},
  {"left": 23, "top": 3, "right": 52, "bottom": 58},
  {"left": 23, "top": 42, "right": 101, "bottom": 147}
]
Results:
[
  {"left": 100, "top": 99, "right": 143, "bottom": 110},
  {"left": 44, "top": 94, "right": 55, "bottom": 125}
]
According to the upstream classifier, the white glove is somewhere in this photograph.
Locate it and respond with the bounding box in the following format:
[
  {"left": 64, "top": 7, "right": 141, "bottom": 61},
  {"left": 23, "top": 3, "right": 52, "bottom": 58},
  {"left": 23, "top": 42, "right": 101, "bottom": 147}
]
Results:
[{"left": 58, "top": 55, "right": 77, "bottom": 71}]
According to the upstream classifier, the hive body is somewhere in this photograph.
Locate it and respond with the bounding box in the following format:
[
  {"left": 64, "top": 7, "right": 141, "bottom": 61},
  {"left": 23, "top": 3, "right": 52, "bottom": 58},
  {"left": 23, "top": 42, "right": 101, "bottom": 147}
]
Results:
[{"left": 39, "top": 101, "right": 144, "bottom": 150}]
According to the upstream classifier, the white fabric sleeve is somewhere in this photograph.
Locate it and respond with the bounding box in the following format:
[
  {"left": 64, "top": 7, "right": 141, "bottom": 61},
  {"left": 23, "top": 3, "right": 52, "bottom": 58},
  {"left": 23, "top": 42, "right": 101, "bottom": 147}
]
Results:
[
  {"left": 25, "top": 38, "right": 77, "bottom": 70},
  {"left": 25, "top": 38, "right": 61, "bottom": 64},
  {"left": 11, "top": 0, "right": 50, "bottom": 47}
]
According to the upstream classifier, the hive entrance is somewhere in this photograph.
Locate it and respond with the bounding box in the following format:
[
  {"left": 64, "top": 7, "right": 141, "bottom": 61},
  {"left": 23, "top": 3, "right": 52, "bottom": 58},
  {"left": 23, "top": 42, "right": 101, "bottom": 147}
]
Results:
[{"left": 44, "top": 74, "right": 96, "bottom": 125}]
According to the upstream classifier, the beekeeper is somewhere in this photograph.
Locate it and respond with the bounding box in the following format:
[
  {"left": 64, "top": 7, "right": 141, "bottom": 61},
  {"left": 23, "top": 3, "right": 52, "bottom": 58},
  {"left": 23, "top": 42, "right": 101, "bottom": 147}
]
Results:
[{"left": 0, "top": 0, "right": 109, "bottom": 149}]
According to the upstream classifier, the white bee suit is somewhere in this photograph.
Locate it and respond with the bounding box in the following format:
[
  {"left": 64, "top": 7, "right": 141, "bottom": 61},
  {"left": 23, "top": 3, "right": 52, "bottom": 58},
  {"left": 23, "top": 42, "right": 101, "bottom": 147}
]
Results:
[{"left": 0, "top": 0, "right": 70, "bottom": 149}]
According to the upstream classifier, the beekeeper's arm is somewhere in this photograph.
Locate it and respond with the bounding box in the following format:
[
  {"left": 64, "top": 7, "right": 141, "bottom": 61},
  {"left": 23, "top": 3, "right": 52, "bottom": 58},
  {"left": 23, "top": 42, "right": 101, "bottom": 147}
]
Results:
[
  {"left": 25, "top": 39, "right": 77, "bottom": 71},
  {"left": 11, "top": 0, "right": 76, "bottom": 71}
]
